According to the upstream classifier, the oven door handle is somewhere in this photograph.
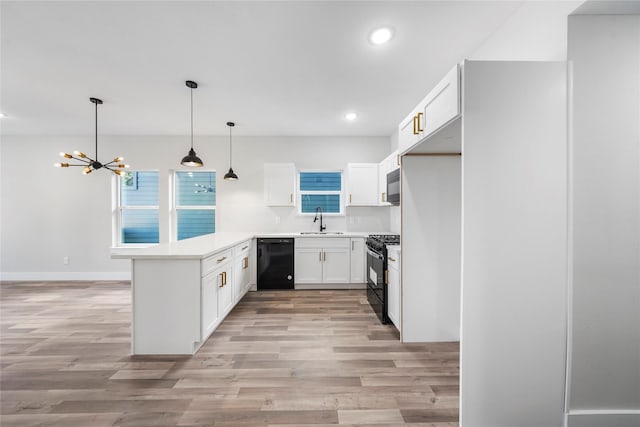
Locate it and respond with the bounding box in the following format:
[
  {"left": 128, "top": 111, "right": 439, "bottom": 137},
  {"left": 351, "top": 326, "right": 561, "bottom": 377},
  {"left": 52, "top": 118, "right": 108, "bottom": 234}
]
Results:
[{"left": 366, "top": 248, "right": 384, "bottom": 260}]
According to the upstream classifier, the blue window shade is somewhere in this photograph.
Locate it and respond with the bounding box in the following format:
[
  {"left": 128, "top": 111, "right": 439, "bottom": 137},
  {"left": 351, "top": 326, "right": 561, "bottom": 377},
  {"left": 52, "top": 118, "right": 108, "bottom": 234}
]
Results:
[
  {"left": 176, "top": 171, "right": 216, "bottom": 206},
  {"left": 121, "top": 171, "right": 159, "bottom": 206},
  {"left": 300, "top": 172, "right": 341, "bottom": 191},
  {"left": 121, "top": 210, "right": 159, "bottom": 244},
  {"left": 301, "top": 194, "right": 341, "bottom": 214},
  {"left": 177, "top": 210, "right": 215, "bottom": 240}
]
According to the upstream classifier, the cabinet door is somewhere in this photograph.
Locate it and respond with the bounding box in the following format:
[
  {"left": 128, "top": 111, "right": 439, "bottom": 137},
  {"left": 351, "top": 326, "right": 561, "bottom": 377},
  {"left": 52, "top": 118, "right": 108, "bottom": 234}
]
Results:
[
  {"left": 294, "top": 248, "right": 323, "bottom": 284},
  {"left": 234, "top": 254, "right": 251, "bottom": 303},
  {"left": 398, "top": 107, "right": 421, "bottom": 154},
  {"left": 417, "top": 65, "right": 460, "bottom": 141},
  {"left": 264, "top": 163, "right": 296, "bottom": 206},
  {"left": 218, "top": 266, "right": 234, "bottom": 318},
  {"left": 387, "top": 265, "right": 400, "bottom": 329},
  {"left": 322, "top": 247, "right": 351, "bottom": 284},
  {"left": 201, "top": 270, "right": 220, "bottom": 340},
  {"left": 350, "top": 238, "right": 365, "bottom": 283},
  {"left": 347, "top": 163, "right": 378, "bottom": 206}
]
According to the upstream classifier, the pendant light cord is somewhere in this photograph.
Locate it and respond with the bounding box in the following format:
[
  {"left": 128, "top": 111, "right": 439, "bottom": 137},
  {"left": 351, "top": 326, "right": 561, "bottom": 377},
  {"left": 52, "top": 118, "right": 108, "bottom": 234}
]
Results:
[
  {"left": 94, "top": 100, "right": 98, "bottom": 160},
  {"left": 190, "top": 86, "right": 194, "bottom": 150},
  {"left": 229, "top": 125, "right": 232, "bottom": 167}
]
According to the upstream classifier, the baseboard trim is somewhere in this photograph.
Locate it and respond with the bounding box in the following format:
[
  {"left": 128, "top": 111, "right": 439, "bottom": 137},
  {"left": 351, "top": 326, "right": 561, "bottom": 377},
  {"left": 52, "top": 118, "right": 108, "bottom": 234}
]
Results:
[
  {"left": 0, "top": 272, "right": 131, "bottom": 281},
  {"left": 566, "top": 410, "right": 640, "bottom": 427}
]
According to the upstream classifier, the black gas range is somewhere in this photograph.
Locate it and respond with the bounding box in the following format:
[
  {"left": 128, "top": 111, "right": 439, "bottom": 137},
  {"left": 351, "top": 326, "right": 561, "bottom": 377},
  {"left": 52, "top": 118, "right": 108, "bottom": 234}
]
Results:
[{"left": 365, "top": 234, "right": 400, "bottom": 324}]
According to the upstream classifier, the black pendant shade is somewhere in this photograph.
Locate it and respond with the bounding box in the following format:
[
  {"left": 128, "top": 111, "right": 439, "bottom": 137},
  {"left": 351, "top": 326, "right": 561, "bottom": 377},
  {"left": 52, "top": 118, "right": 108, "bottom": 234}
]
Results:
[
  {"left": 223, "top": 121, "right": 239, "bottom": 180},
  {"left": 181, "top": 80, "right": 203, "bottom": 167}
]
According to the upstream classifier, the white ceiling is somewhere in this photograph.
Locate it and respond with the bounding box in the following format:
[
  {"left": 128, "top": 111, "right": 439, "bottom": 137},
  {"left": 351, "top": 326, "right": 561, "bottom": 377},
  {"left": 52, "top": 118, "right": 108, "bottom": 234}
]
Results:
[{"left": 1, "top": 1, "right": 531, "bottom": 137}]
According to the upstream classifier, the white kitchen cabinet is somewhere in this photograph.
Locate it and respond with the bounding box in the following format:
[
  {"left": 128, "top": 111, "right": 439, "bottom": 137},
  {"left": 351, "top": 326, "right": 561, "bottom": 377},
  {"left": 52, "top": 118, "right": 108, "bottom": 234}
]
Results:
[
  {"left": 202, "top": 249, "right": 233, "bottom": 337},
  {"left": 295, "top": 238, "right": 351, "bottom": 287},
  {"left": 386, "top": 245, "right": 401, "bottom": 330},
  {"left": 233, "top": 239, "right": 252, "bottom": 303},
  {"left": 293, "top": 247, "right": 323, "bottom": 283},
  {"left": 398, "top": 64, "right": 461, "bottom": 155},
  {"left": 349, "top": 237, "right": 365, "bottom": 283},
  {"left": 201, "top": 269, "right": 219, "bottom": 341},
  {"left": 264, "top": 163, "right": 296, "bottom": 206},
  {"left": 346, "top": 163, "right": 378, "bottom": 206},
  {"left": 378, "top": 151, "right": 400, "bottom": 206}
]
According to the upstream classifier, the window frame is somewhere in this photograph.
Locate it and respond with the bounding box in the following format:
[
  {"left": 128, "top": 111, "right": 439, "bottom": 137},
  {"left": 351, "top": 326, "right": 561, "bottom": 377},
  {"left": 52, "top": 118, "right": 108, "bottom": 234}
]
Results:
[
  {"left": 297, "top": 169, "right": 344, "bottom": 216},
  {"left": 171, "top": 170, "right": 217, "bottom": 241},
  {"left": 113, "top": 170, "right": 160, "bottom": 247}
]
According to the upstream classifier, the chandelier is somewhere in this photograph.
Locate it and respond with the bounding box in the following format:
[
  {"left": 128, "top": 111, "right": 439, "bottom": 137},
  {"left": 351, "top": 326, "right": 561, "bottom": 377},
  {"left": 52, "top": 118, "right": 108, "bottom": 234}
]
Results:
[{"left": 54, "top": 97, "right": 129, "bottom": 175}]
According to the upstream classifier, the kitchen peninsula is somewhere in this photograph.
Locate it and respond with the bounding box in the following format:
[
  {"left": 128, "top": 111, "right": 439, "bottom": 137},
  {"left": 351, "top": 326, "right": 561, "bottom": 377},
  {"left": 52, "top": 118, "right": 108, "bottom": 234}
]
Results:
[{"left": 112, "top": 231, "right": 372, "bottom": 355}]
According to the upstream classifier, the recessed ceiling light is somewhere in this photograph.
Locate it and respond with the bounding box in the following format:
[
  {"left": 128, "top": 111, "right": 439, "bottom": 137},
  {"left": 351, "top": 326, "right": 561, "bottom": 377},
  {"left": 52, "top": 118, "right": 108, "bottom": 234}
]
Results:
[
  {"left": 345, "top": 112, "right": 358, "bottom": 121},
  {"left": 0, "top": 112, "right": 7, "bottom": 118},
  {"left": 369, "top": 27, "right": 394, "bottom": 45}
]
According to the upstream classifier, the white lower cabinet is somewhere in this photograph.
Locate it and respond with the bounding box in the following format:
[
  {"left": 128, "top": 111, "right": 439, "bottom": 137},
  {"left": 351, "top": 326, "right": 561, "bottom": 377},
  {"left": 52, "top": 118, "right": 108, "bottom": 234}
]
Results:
[
  {"left": 233, "top": 240, "right": 252, "bottom": 303},
  {"left": 350, "top": 238, "right": 365, "bottom": 283},
  {"left": 295, "top": 238, "right": 351, "bottom": 285},
  {"left": 201, "top": 249, "right": 233, "bottom": 341},
  {"left": 386, "top": 246, "right": 401, "bottom": 330}
]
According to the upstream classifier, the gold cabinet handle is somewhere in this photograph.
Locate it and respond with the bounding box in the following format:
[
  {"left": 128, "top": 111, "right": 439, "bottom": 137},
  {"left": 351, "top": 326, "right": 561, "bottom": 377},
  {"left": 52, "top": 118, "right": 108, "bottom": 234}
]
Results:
[
  {"left": 323, "top": 251, "right": 326, "bottom": 262},
  {"left": 412, "top": 115, "right": 418, "bottom": 135},
  {"left": 397, "top": 154, "right": 401, "bottom": 166},
  {"left": 417, "top": 112, "right": 424, "bottom": 132},
  {"left": 388, "top": 256, "right": 396, "bottom": 262},
  {"left": 243, "top": 256, "right": 249, "bottom": 269},
  {"left": 218, "top": 272, "right": 224, "bottom": 288},
  {"left": 352, "top": 241, "right": 354, "bottom": 251},
  {"left": 290, "top": 193, "right": 293, "bottom": 203},
  {"left": 319, "top": 251, "right": 322, "bottom": 262},
  {"left": 381, "top": 192, "right": 386, "bottom": 202},
  {"left": 217, "top": 256, "right": 227, "bottom": 263},
  {"left": 223, "top": 271, "right": 227, "bottom": 286},
  {"left": 385, "top": 270, "right": 389, "bottom": 285},
  {"left": 349, "top": 194, "right": 352, "bottom": 203}
]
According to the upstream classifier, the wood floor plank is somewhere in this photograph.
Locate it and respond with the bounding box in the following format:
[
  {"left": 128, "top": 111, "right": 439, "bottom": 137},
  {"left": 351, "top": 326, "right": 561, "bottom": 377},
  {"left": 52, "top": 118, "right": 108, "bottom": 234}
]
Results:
[{"left": 1, "top": 282, "right": 459, "bottom": 426}]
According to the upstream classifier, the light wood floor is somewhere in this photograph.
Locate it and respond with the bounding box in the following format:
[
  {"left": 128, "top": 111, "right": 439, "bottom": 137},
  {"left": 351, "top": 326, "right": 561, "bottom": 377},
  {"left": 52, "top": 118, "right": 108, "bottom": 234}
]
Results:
[{"left": 1, "top": 281, "right": 459, "bottom": 426}]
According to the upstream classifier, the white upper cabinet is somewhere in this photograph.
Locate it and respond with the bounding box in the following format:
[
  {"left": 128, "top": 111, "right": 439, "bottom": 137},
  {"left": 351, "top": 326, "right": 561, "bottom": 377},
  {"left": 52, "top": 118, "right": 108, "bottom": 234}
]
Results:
[
  {"left": 264, "top": 163, "right": 296, "bottom": 206},
  {"left": 398, "top": 64, "right": 461, "bottom": 154},
  {"left": 346, "top": 163, "right": 378, "bottom": 206}
]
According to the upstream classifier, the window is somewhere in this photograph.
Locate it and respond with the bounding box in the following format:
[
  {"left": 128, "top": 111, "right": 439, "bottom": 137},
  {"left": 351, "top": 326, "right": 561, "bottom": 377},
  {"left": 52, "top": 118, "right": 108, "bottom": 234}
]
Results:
[
  {"left": 174, "top": 171, "right": 216, "bottom": 240},
  {"left": 298, "top": 171, "right": 343, "bottom": 214},
  {"left": 117, "top": 171, "right": 160, "bottom": 245}
]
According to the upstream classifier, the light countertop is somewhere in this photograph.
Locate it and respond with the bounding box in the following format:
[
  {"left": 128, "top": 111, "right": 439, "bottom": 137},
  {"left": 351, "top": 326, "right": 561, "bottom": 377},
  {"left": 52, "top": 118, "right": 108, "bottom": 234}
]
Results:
[{"left": 111, "top": 231, "right": 390, "bottom": 260}]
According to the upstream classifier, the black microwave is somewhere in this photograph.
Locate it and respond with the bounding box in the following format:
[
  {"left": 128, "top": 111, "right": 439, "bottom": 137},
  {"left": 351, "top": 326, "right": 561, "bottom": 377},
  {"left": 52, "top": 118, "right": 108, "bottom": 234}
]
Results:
[{"left": 386, "top": 168, "right": 400, "bottom": 205}]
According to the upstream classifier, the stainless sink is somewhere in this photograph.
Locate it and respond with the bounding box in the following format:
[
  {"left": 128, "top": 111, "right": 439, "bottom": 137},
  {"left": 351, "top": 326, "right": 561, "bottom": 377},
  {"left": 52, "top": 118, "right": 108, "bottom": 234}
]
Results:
[{"left": 299, "top": 231, "right": 344, "bottom": 235}]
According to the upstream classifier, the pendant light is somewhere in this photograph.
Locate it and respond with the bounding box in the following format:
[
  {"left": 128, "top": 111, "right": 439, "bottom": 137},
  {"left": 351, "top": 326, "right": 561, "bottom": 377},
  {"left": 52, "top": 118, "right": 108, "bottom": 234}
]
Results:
[
  {"left": 54, "top": 97, "right": 129, "bottom": 175},
  {"left": 223, "top": 121, "right": 239, "bottom": 180},
  {"left": 180, "top": 80, "right": 203, "bottom": 167}
]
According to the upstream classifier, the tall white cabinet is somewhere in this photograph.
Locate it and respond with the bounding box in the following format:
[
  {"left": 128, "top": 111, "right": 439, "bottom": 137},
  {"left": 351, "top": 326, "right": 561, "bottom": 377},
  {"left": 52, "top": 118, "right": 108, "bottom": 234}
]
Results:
[{"left": 398, "top": 61, "right": 568, "bottom": 427}]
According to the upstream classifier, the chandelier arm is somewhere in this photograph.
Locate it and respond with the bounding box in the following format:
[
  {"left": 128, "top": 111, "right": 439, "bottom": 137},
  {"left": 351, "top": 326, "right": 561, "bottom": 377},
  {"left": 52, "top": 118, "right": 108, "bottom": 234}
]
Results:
[
  {"left": 67, "top": 164, "right": 90, "bottom": 167},
  {"left": 70, "top": 157, "right": 92, "bottom": 164}
]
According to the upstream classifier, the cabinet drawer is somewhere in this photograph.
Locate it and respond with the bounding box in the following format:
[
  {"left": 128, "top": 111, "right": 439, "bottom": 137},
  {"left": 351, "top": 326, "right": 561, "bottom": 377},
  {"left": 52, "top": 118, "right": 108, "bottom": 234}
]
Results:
[
  {"left": 295, "top": 237, "right": 350, "bottom": 249},
  {"left": 202, "top": 249, "right": 233, "bottom": 277},
  {"left": 233, "top": 240, "right": 252, "bottom": 257}
]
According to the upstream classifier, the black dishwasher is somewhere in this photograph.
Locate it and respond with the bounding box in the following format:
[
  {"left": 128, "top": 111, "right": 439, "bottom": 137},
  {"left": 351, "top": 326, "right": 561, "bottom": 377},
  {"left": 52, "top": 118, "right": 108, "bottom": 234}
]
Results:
[{"left": 257, "top": 238, "right": 294, "bottom": 290}]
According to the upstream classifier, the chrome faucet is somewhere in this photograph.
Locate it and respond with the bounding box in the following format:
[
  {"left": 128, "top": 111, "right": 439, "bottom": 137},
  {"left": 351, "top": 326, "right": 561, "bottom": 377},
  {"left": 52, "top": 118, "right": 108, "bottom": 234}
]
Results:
[{"left": 313, "top": 207, "right": 326, "bottom": 232}]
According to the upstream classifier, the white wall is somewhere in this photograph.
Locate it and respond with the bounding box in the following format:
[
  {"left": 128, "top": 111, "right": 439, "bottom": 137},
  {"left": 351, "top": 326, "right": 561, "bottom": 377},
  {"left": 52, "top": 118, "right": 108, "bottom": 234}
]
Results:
[
  {"left": 460, "top": 61, "right": 568, "bottom": 427},
  {"left": 468, "top": 1, "right": 582, "bottom": 61},
  {"left": 401, "top": 155, "right": 461, "bottom": 342},
  {"left": 0, "top": 135, "right": 390, "bottom": 280},
  {"left": 567, "top": 14, "right": 640, "bottom": 426}
]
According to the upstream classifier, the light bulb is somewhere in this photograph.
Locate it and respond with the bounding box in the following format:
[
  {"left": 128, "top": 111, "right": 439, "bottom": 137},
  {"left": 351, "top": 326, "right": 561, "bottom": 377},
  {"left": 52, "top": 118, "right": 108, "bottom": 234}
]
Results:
[
  {"left": 54, "top": 162, "right": 69, "bottom": 168},
  {"left": 60, "top": 152, "right": 72, "bottom": 158},
  {"left": 83, "top": 166, "right": 92, "bottom": 174},
  {"left": 369, "top": 27, "right": 393, "bottom": 45},
  {"left": 114, "top": 156, "right": 123, "bottom": 162},
  {"left": 74, "top": 151, "right": 87, "bottom": 158}
]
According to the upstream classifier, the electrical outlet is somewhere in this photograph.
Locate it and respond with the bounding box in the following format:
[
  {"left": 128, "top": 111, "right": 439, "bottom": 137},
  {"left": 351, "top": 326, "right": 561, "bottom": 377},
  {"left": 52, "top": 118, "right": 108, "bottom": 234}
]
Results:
[{"left": 63, "top": 256, "right": 69, "bottom": 265}]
